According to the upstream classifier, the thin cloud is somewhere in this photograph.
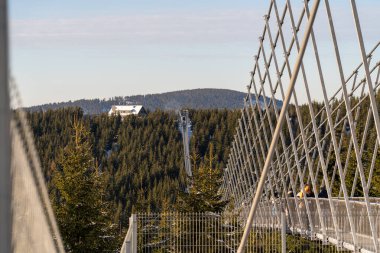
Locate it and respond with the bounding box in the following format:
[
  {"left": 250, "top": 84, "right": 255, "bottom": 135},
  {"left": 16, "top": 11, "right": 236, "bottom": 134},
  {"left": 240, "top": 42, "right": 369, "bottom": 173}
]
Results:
[
  {"left": 11, "top": 4, "right": 379, "bottom": 50},
  {"left": 11, "top": 10, "right": 263, "bottom": 48}
]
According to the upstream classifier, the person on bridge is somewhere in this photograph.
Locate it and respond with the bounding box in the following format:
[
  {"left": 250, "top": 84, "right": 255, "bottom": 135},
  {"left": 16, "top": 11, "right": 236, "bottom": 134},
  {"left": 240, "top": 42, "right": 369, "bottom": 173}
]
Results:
[
  {"left": 296, "top": 184, "right": 314, "bottom": 199},
  {"left": 305, "top": 184, "right": 314, "bottom": 198},
  {"left": 296, "top": 184, "right": 314, "bottom": 232},
  {"left": 318, "top": 186, "right": 328, "bottom": 198}
]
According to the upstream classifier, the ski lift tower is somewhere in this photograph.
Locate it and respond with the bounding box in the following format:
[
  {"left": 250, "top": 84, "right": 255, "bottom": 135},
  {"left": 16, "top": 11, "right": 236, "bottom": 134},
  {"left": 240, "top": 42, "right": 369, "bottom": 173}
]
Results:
[{"left": 178, "top": 110, "right": 192, "bottom": 177}]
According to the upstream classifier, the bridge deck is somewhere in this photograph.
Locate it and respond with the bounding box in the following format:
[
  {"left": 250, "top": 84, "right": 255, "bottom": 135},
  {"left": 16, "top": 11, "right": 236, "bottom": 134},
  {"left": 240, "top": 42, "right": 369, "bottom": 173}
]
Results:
[{"left": 249, "top": 198, "right": 380, "bottom": 252}]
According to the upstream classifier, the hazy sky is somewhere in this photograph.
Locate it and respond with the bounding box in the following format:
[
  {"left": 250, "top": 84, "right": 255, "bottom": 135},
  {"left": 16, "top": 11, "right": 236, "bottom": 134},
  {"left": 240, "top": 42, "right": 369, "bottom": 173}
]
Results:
[{"left": 9, "top": 1, "right": 380, "bottom": 106}]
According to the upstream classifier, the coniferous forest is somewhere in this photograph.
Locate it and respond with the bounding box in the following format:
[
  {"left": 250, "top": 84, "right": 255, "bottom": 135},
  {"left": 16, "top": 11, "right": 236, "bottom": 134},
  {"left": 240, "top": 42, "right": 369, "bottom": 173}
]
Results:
[{"left": 27, "top": 108, "right": 240, "bottom": 234}]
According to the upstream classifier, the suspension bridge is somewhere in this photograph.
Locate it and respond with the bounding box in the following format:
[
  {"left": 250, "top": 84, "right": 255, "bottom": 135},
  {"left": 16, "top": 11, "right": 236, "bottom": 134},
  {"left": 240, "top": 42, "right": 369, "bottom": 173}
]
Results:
[{"left": 1, "top": 0, "right": 380, "bottom": 252}]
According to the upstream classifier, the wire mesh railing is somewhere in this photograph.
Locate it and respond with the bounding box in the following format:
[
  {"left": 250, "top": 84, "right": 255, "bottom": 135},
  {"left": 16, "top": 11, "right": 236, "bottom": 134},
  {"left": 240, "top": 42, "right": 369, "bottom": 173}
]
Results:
[
  {"left": 121, "top": 211, "right": 354, "bottom": 253},
  {"left": 247, "top": 198, "right": 380, "bottom": 252}
]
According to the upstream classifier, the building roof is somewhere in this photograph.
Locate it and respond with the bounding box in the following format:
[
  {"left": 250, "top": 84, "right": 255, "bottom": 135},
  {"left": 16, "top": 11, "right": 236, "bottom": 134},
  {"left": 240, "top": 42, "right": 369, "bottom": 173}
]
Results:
[{"left": 108, "top": 105, "right": 145, "bottom": 115}]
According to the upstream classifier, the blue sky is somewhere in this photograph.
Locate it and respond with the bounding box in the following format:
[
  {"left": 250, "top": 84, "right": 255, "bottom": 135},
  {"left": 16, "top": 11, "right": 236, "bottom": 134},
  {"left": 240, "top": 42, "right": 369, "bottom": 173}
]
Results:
[{"left": 9, "top": 1, "right": 380, "bottom": 106}]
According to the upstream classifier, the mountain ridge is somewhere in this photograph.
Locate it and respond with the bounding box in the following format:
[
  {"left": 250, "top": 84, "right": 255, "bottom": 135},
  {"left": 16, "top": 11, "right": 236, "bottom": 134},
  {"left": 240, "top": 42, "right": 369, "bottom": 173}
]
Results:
[
  {"left": 28, "top": 88, "right": 246, "bottom": 114},
  {"left": 27, "top": 88, "right": 282, "bottom": 114}
]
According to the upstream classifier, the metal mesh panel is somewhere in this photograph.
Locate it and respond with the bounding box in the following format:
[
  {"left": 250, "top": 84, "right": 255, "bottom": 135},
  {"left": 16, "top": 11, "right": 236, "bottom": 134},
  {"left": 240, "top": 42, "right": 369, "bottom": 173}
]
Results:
[{"left": 122, "top": 212, "right": 349, "bottom": 253}]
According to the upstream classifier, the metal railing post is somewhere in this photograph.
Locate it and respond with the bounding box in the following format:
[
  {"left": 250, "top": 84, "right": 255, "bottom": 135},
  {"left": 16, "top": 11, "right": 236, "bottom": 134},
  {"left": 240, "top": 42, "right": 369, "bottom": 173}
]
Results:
[
  {"left": 131, "top": 214, "right": 137, "bottom": 253},
  {"left": 281, "top": 212, "right": 286, "bottom": 253},
  {"left": 236, "top": 1, "right": 320, "bottom": 252},
  {"left": 125, "top": 241, "right": 131, "bottom": 253},
  {"left": 0, "top": 0, "right": 11, "bottom": 252}
]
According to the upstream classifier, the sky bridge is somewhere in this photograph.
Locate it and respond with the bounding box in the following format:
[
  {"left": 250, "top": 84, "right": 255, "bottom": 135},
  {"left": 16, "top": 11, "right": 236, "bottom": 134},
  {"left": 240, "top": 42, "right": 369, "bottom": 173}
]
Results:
[{"left": 1, "top": 0, "right": 380, "bottom": 252}]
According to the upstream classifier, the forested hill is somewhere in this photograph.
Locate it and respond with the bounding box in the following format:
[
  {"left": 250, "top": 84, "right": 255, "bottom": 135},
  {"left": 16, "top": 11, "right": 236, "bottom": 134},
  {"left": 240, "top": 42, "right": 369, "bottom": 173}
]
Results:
[
  {"left": 28, "top": 88, "right": 247, "bottom": 114},
  {"left": 28, "top": 108, "right": 241, "bottom": 228}
]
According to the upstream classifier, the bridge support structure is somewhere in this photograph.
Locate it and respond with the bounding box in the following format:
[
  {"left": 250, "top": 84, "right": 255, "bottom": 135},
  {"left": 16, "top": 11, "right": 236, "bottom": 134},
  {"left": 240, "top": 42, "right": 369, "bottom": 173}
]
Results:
[
  {"left": 221, "top": 0, "right": 380, "bottom": 252},
  {"left": 237, "top": 0, "right": 321, "bottom": 251}
]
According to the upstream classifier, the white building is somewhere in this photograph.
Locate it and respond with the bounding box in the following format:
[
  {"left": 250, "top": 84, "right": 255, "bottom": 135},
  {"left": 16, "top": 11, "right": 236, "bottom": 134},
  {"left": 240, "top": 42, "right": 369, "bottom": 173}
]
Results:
[{"left": 108, "top": 105, "right": 147, "bottom": 117}]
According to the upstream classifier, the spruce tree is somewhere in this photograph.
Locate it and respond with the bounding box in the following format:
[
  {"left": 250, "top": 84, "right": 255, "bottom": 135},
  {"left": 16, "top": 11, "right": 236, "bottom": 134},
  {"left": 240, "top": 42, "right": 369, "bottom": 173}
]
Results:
[
  {"left": 177, "top": 144, "right": 228, "bottom": 213},
  {"left": 51, "top": 119, "right": 117, "bottom": 252}
]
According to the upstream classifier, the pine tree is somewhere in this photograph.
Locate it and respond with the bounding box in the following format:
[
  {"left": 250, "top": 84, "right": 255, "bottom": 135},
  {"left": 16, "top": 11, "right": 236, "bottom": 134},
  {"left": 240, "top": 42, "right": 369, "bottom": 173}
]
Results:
[
  {"left": 51, "top": 119, "right": 118, "bottom": 252},
  {"left": 177, "top": 144, "right": 228, "bottom": 213}
]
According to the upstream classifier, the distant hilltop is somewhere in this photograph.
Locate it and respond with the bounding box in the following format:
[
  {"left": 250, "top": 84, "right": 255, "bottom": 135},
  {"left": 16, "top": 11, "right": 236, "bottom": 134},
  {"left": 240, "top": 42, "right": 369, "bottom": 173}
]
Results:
[{"left": 27, "top": 88, "right": 282, "bottom": 114}]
